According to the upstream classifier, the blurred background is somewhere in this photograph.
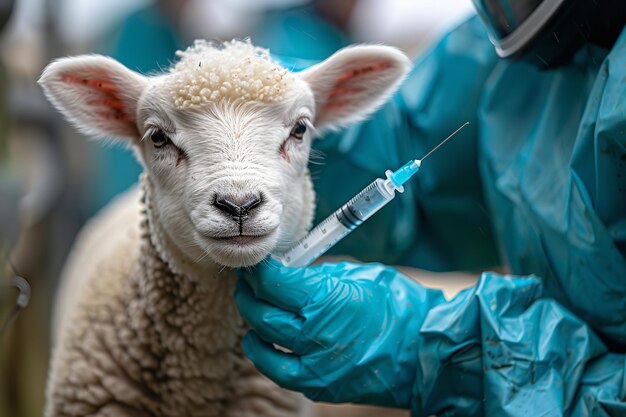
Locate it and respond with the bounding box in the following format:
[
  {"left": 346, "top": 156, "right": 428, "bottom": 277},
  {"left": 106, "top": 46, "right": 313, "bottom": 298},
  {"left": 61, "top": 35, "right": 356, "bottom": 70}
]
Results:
[{"left": 0, "top": 0, "right": 473, "bottom": 415}]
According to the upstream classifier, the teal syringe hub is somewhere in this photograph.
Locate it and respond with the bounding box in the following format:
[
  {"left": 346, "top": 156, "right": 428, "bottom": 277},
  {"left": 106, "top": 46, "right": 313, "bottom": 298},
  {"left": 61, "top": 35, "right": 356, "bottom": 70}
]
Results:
[{"left": 388, "top": 159, "right": 421, "bottom": 188}]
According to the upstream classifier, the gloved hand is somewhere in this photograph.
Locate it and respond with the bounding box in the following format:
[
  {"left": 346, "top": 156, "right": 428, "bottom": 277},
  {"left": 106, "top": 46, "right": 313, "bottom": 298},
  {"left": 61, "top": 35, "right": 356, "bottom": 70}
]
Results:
[
  {"left": 235, "top": 259, "right": 446, "bottom": 407},
  {"left": 237, "top": 261, "right": 626, "bottom": 416}
]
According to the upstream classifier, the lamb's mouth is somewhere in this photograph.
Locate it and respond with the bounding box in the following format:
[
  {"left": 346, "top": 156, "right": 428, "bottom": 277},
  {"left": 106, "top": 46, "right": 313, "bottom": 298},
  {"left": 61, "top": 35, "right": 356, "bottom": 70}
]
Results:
[{"left": 210, "top": 233, "right": 273, "bottom": 246}]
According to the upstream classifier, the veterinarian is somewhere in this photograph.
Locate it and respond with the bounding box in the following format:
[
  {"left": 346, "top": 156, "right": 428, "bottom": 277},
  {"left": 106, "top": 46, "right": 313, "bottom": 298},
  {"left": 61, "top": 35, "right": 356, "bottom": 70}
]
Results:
[{"left": 235, "top": 0, "right": 626, "bottom": 415}]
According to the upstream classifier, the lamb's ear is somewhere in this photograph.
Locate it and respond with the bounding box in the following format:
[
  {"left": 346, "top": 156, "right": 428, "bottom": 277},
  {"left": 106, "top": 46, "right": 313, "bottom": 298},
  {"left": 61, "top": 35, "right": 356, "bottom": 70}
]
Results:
[
  {"left": 300, "top": 45, "right": 411, "bottom": 132},
  {"left": 38, "top": 55, "right": 148, "bottom": 140}
]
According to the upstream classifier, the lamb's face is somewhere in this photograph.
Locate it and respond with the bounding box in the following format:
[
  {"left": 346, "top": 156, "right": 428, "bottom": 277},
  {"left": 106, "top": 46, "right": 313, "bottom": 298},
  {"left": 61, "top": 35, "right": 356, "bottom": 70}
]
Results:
[
  {"left": 39, "top": 40, "right": 411, "bottom": 268},
  {"left": 135, "top": 77, "right": 317, "bottom": 266}
]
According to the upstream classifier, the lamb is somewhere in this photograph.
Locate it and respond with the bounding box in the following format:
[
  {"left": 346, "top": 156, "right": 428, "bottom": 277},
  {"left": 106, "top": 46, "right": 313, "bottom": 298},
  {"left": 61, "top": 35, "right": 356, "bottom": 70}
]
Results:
[{"left": 38, "top": 39, "right": 411, "bottom": 417}]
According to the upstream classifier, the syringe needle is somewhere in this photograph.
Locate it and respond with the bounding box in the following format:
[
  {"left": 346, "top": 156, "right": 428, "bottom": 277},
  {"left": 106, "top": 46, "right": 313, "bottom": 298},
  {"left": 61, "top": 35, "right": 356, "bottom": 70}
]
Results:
[{"left": 419, "top": 122, "right": 470, "bottom": 163}]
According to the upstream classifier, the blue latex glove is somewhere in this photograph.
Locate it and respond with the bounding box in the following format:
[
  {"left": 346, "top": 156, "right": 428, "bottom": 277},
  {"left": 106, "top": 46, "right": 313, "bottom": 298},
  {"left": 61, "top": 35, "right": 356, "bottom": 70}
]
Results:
[
  {"left": 235, "top": 259, "right": 446, "bottom": 407},
  {"left": 236, "top": 260, "right": 626, "bottom": 415}
]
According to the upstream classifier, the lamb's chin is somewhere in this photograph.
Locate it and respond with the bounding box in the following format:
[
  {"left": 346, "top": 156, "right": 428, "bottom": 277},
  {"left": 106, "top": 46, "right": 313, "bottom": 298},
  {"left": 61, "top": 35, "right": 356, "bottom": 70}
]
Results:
[{"left": 205, "top": 234, "right": 278, "bottom": 268}]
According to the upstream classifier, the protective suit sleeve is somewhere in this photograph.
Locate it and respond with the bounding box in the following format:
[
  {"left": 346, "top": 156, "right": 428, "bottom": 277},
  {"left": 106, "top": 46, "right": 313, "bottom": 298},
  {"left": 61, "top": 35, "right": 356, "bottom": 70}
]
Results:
[
  {"left": 410, "top": 273, "right": 625, "bottom": 417},
  {"left": 312, "top": 16, "right": 501, "bottom": 271}
]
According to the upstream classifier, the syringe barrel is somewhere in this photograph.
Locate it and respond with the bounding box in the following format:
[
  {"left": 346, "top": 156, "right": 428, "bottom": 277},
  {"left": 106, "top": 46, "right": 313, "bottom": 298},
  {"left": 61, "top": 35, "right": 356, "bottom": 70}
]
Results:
[
  {"left": 336, "top": 178, "right": 394, "bottom": 228},
  {"left": 277, "top": 178, "right": 395, "bottom": 267},
  {"left": 279, "top": 215, "right": 351, "bottom": 267}
]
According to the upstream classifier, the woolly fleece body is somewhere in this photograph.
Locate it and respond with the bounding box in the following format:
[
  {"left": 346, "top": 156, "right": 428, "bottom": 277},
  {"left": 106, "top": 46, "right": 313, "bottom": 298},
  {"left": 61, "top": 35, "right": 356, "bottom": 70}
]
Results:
[{"left": 45, "top": 185, "right": 308, "bottom": 417}]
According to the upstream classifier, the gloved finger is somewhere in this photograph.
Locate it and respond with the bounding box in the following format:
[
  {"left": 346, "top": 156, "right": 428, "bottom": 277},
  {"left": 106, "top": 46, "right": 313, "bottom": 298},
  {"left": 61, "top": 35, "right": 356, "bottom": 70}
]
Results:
[
  {"left": 242, "top": 331, "right": 310, "bottom": 393},
  {"left": 239, "top": 258, "right": 325, "bottom": 312},
  {"left": 235, "top": 279, "right": 303, "bottom": 350}
]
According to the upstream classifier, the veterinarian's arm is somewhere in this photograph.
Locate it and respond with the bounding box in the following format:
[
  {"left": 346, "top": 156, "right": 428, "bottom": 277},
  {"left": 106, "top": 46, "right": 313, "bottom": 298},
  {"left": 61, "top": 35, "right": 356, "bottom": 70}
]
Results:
[
  {"left": 311, "top": 17, "right": 500, "bottom": 271},
  {"left": 236, "top": 259, "right": 625, "bottom": 416}
]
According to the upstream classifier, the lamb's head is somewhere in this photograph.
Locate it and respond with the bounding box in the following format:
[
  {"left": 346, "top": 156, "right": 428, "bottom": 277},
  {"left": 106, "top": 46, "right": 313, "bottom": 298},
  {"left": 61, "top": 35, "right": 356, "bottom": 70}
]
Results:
[{"left": 39, "top": 40, "right": 411, "bottom": 268}]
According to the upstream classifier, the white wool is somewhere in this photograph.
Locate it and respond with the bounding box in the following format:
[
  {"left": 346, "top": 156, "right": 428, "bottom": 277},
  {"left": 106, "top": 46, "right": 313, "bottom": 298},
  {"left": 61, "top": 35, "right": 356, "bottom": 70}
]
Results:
[
  {"left": 45, "top": 186, "right": 311, "bottom": 417},
  {"left": 170, "top": 39, "right": 296, "bottom": 108}
]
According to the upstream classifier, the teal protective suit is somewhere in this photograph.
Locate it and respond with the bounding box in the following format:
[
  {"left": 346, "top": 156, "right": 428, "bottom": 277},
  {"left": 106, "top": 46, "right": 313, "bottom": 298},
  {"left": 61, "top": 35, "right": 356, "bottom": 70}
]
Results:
[
  {"left": 237, "top": 15, "right": 626, "bottom": 417},
  {"left": 315, "top": 16, "right": 626, "bottom": 348}
]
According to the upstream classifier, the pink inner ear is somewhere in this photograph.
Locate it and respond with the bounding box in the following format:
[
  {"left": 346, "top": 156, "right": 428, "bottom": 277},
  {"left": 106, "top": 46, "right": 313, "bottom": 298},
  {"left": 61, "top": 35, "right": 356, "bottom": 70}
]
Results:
[
  {"left": 322, "top": 61, "right": 392, "bottom": 112},
  {"left": 62, "top": 74, "right": 135, "bottom": 128},
  {"left": 335, "top": 61, "right": 392, "bottom": 84},
  {"left": 328, "top": 86, "right": 362, "bottom": 99}
]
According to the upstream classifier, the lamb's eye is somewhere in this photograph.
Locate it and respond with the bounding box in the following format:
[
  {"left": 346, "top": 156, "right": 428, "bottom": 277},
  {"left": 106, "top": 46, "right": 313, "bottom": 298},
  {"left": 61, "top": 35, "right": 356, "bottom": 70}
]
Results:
[
  {"left": 290, "top": 121, "right": 307, "bottom": 140},
  {"left": 150, "top": 129, "right": 169, "bottom": 148}
]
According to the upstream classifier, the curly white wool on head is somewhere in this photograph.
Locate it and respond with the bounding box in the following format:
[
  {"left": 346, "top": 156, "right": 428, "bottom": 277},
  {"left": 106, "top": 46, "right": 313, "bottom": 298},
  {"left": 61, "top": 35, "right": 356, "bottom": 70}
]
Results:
[{"left": 171, "top": 39, "right": 296, "bottom": 107}]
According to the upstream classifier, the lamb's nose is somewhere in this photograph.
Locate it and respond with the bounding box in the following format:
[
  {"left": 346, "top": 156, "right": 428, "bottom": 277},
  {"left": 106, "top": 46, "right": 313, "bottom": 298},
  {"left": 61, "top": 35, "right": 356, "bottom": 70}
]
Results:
[{"left": 213, "top": 194, "right": 263, "bottom": 219}]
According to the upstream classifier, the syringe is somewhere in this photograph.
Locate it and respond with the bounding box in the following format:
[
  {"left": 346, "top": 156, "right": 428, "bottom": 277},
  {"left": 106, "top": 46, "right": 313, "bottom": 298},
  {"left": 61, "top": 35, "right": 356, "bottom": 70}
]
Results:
[{"left": 276, "top": 122, "right": 469, "bottom": 267}]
